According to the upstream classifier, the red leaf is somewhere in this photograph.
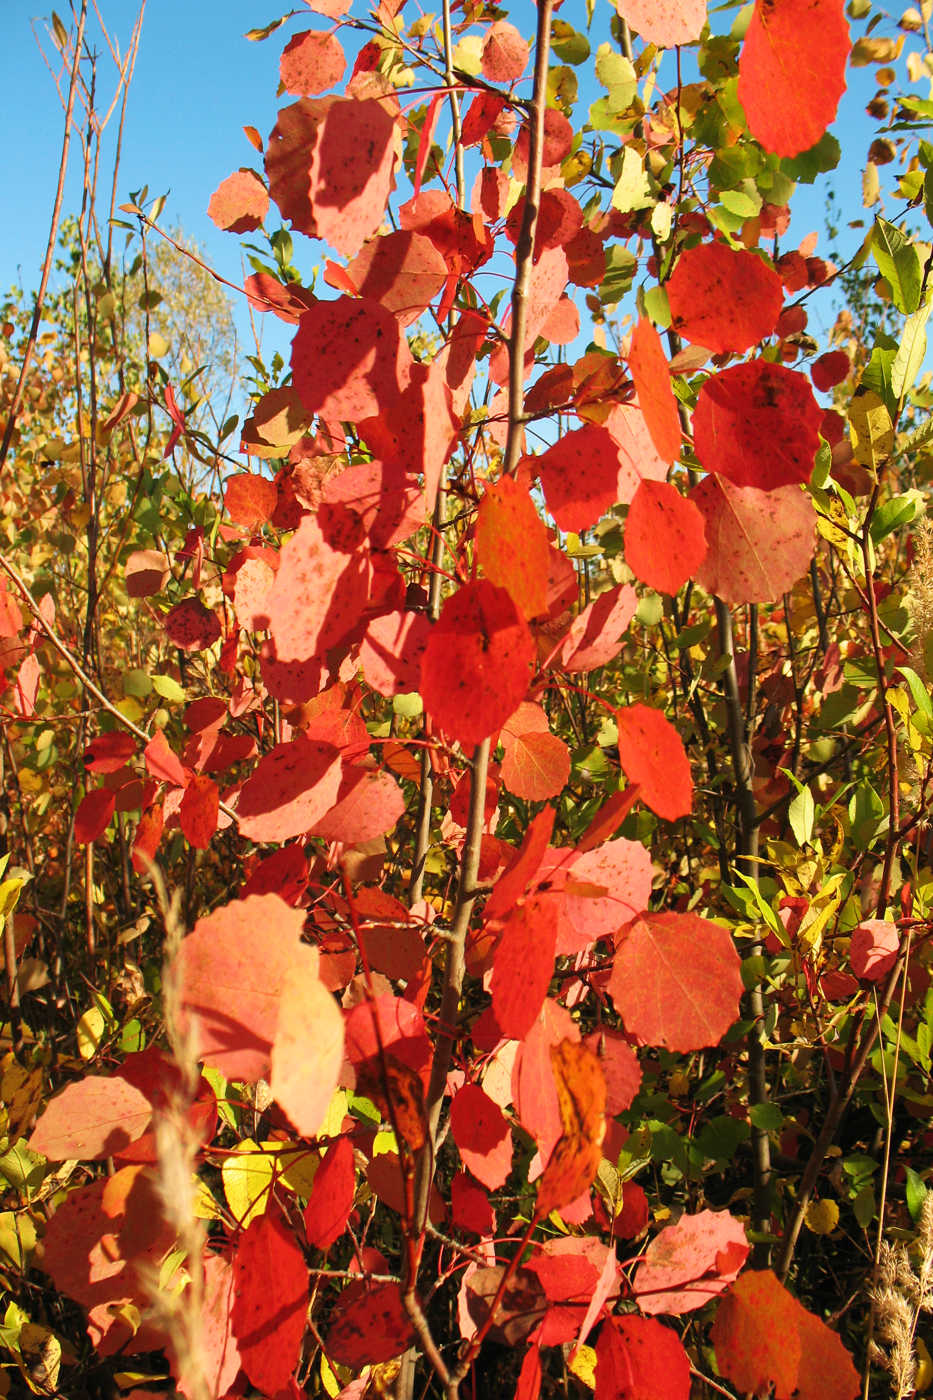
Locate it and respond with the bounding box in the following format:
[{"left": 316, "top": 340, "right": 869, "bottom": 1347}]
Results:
[
  {"left": 131, "top": 803, "right": 163, "bottom": 874},
  {"left": 145, "top": 729, "right": 187, "bottom": 788},
  {"left": 164, "top": 597, "right": 221, "bottom": 653},
  {"left": 492, "top": 895, "right": 559, "bottom": 1040},
  {"left": 271, "top": 945, "right": 344, "bottom": 1138},
  {"left": 310, "top": 764, "right": 405, "bottom": 845},
  {"left": 279, "top": 28, "right": 345, "bottom": 95},
  {"left": 179, "top": 775, "right": 219, "bottom": 850},
  {"left": 360, "top": 610, "right": 431, "bottom": 696},
  {"left": 232, "top": 1210, "right": 309, "bottom": 1395},
  {"left": 476, "top": 475, "right": 550, "bottom": 619},
  {"left": 595, "top": 1315, "right": 691, "bottom": 1400},
  {"left": 562, "top": 837, "right": 654, "bottom": 943},
  {"left": 628, "top": 317, "right": 682, "bottom": 462},
  {"left": 291, "top": 295, "right": 412, "bottom": 423},
  {"left": 560, "top": 584, "right": 638, "bottom": 673},
  {"left": 616, "top": 704, "right": 692, "bottom": 821},
  {"left": 481, "top": 20, "right": 528, "bottom": 81},
  {"left": 501, "top": 731, "right": 570, "bottom": 802},
  {"left": 609, "top": 911, "right": 743, "bottom": 1051},
  {"left": 450, "top": 1084, "right": 513, "bottom": 1190},
  {"left": 794, "top": 1302, "right": 860, "bottom": 1400},
  {"left": 309, "top": 98, "right": 397, "bottom": 258},
  {"left": 207, "top": 168, "right": 269, "bottom": 233},
  {"left": 691, "top": 476, "right": 816, "bottom": 604},
  {"left": 738, "top": 0, "right": 849, "bottom": 157},
  {"left": 849, "top": 920, "right": 899, "bottom": 981},
  {"left": 812, "top": 349, "right": 851, "bottom": 391},
  {"left": 421, "top": 581, "right": 535, "bottom": 749},
  {"left": 170, "top": 1253, "right": 241, "bottom": 1400},
  {"left": 346, "top": 230, "right": 448, "bottom": 326},
  {"left": 485, "top": 805, "right": 556, "bottom": 923},
  {"left": 512, "top": 1000, "right": 580, "bottom": 1161},
  {"left": 624, "top": 480, "right": 706, "bottom": 595},
  {"left": 668, "top": 243, "right": 783, "bottom": 355},
  {"left": 125, "top": 548, "right": 169, "bottom": 598},
  {"left": 29, "top": 1076, "right": 152, "bottom": 1160},
  {"left": 304, "top": 1138, "right": 356, "bottom": 1250},
  {"left": 84, "top": 733, "right": 137, "bottom": 773},
  {"left": 327, "top": 1281, "right": 415, "bottom": 1366},
  {"left": 694, "top": 360, "right": 822, "bottom": 490},
  {"left": 236, "top": 737, "right": 343, "bottom": 844},
  {"left": 451, "top": 1173, "right": 496, "bottom": 1235},
  {"left": 710, "top": 1271, "right": 804, "bottom": 1398},
  {"left": 515, "top": 1345, "right": 542, "bottom": 1400},
  {"left": 586, "top": 1028, "right": 642, "bottom": 1114},
  {"left": 633, "top": 1209, "right": 749, "bottom": 1315},
  {"left": 537, "top": 425, "right": 622, "bottom": 531},
  {"left": 75, "top": 787, "right": 116, "bottom": 844},
  {"left": 264, "top": 515, "right": 372, "bottom": 665},
  {"left": 225, "top": 473, "right": 278, "bottom": 527},
  {"left": 535, "top": 1041, "right": 606, "bottom": 1217},
  {"left": 177, "top": 893, "right": 307, "bottom": 1081}
]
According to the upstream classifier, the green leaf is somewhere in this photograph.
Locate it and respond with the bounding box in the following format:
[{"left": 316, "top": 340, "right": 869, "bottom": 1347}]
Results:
[
  {"left": 872, "top": 218, "right": 923, "bottom": 314},
  {"left": 551, "top": 20, "right": 590, "bottom": 64},
  {"left": 749, "top": 1102, "right": 784, "bottom": 1132},
  {"left": 870, "top": 492, "right": 920, "bottom": 543},
  {"left": 896, "top": 665, "right": 933, "bottom": 721},
  {"left": 393, "top": 692, "right": 423, "bottom": 718},
  {"left": 123, "top": 668, "right": 153, "bottom": 698},
  {"left": 151, "top": 673, "right": 186, "bottom": 703},
  {"left": 780, "top": 132, "right": 841, "bottom": 183},
  {"left": 905, "top": 1167, "right": 928, "bottom": 1222},
  {"left": 892, "top": 301, "right": 931, "bottom": 404},
  {"left": 611, "top": 146, "right": 653, "bottom": 213},
  {"left": 788, "top": 784, "right": 815, "bottom": 847}
]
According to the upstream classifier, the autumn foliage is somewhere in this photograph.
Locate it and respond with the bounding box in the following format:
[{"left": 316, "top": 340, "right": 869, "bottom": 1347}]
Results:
[{"left": 3, "top": 0, "right": 933, "bottom": 1396}]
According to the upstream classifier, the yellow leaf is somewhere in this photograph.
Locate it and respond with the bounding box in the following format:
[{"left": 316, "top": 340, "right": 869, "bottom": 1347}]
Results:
[
  {"left": 221, "top": 1139, "right": 275, "bottom": 1227},
  {"left": 568, "top": 1344, "right": 597, "bottom": 1389},
  {"left": 148, "top": 332, "right": 168, "bottom": 359},
  {"left": 76, "top": 1005, "right": 106, "bottom": 1060},
  {"left": 848, "top": 389, "right": 894, "bottom": 470},
  {"left": 805, "top": 1198, "right": 839, "bottom": 1234},
  {"left": 915, "top": 1335, "right": 933, "bottom": 1391}
]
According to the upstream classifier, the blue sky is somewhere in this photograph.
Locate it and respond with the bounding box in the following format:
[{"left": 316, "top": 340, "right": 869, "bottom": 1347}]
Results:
[{"left": 1, "top": 0, "right": 911, "bottom": 369}]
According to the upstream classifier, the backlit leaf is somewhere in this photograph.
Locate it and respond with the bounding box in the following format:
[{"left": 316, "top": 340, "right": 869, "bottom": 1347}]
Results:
[
  {"left": 628, "top": 317, "right": 682, "bottom": 462},
  {"left": 616, "top": 703, "right": 693, "bottom": 820},
  {"left": 624, "top": 480, "right": 706, "bottom": 595},
  {"left": 693, "top": 360, "right": 823, "bottom": 489},
  {"left": 738, "top": 0, "right": 849, "bottom": 157},
  {"left": 608, "top": 911, "right": 743, "bottom": 1051},
  {"left": 595, "top": 1315, "right": 691, "bottom": 1400},
  {"left": 232, "top": 1210, "right": 308, "bottom": 1395},
  {"left": 668, "top": 243, "right": 783, "bottom": 354},
  {"left": 633, "top": 1209, "right": 749, "bottom": 1315},
  {"left": 420, "top": 580, "right": 535, "bottom": 749},
  {"left": 691, "top": 476, "right": 816, "bottom": 604},
  {"left": 29, "top": 1076, "right": 152, "bottom": 1160}
]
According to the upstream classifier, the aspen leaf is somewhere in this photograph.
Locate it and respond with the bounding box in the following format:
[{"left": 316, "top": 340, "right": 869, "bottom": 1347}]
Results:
[
  {"left": 279, "top": 28, "right": 345, "bottom": 95},
  {"left": 694, "top": 360, "right": 822, "bottom": 490},
  {"left": 537, "top": 425, "right": 622, "bottom": 531},
  {"left": 738, "top": 0, "right": 850, "bottom": 157},
  {"left": 327, "top": 1282, "right": 415, "bottom": 1367},
  {"left": 595, "top": 1315, "right": 691, "bottom": 1400},
  {"left": 207, "top": 168, "right": 269, "bottom": 233},
  {"left": 420, "top": 580, "right": 535, "bottom": 749},
  {"left": 616, "top": 703, "right": 693, "bottom": 820},
  {"left": 492, "top": 895, "right": 559, "bottom": 1040},
  {"left": 691, "top": 476, "right": 816, "bottom": 604},
  {"left": 624, "top": 480, "right": 706, "bottom": 595},
  {"left": 500, "top": 730, "right": 571, "bottom": 802},
  {"left": 481, "top": 21, "right": 528, "bottom": 81},
  {"left": 849, "top": 920, "right": 899, "bottom": 980},
  {"left": 608, "top": 911, "right": 743, "bottom": 1051},
  {"left": 176, "top": 894, "right": 307, "bottom": 1081},
  {"left": 476, "top": 475, "right": 550, "bottom": 619},
  {"left": 614, "top": 0, "right": 706, "bottom": 48},
  {"left": 560, "top": 584, "right": 638, "bottom": 673},
  {"left": 450, "top": 1084, "right": 513, "bottom": 1190},
  {"left": 232, "top": 1210, "right": 309, "bottom": 1395},
  {"left": 236, "top": 737, "right": 343, "bottom": 844},
  {"left": 628, "top": 316, "right": 682, "bottom": 463},
  {"left": 633, "top": 1209, "right": 749, "bottom": 1314},
  {"left": 29, "top": 1077, "right": 152, "bottom": 1161},
  {"left": 668, "top": 243, "right": 783, "bottom": 354},
  {"left": 304, "top": 1138, "right": 355, "bottom": 1250},
  {"left": 535, "top": 1041, "right": 606, "bottom": 1217},
  {"left": 270, "top": 946, "right": 345, "bottom": 1139}
]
